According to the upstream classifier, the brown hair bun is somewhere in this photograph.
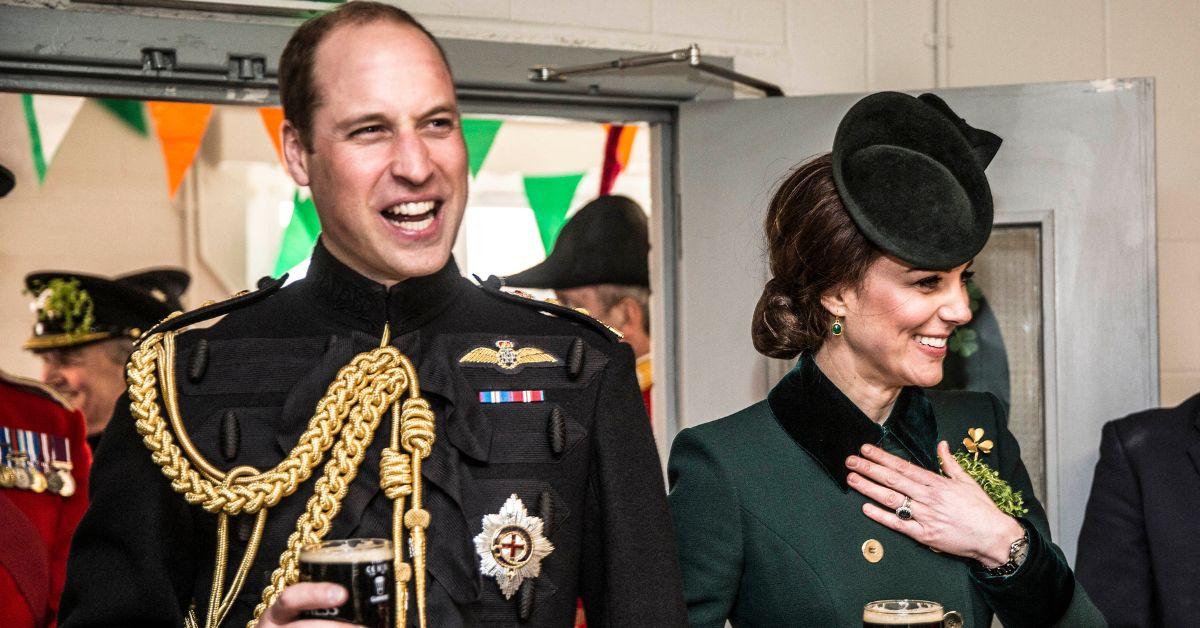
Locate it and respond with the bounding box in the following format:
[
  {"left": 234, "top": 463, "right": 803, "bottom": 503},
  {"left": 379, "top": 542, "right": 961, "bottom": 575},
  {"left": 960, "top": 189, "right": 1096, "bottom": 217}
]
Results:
[{"left": 751, "top": 154, "right": 880, "bottom": 358}]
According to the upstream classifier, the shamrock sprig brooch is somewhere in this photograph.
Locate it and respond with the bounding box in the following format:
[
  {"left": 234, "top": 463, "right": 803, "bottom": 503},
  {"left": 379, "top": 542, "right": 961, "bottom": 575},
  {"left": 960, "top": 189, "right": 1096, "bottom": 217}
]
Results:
[{"left": 953, "top": 427, "right": 1028, "bottom": 517}]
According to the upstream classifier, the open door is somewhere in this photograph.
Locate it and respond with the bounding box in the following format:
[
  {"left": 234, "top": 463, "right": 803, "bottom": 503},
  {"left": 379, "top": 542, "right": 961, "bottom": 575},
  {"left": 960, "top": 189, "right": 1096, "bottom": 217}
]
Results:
[{"left": 674, "top": 79, "right": 1156, "bottom": 563}]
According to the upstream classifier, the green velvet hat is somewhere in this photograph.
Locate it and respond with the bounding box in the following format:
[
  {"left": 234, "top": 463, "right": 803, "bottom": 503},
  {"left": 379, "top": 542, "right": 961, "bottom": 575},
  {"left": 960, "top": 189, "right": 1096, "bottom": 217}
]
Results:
[
  {"left": 831, "top": 91, "right": 1002, "bottom": 270},
  {"left": 505, "top": 195, "right": 649, "bottom": 290},
  {"left": 23, "top": 268, "right": 190, "bottom": 351}
]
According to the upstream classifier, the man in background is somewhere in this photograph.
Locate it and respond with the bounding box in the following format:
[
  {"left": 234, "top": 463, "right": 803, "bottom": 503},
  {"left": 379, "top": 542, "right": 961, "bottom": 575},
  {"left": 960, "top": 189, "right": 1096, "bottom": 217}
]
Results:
[
  {"left": 23, "top": 269, "right": 189, "bottom": 450},
  {"left": 1076, "top": 392, "right": 1200, "bottom": 626},
  {"left": 506, "top": 195, "right": 654, "bottom": 412},
  {"left": 1, "top": 160, "right": 91, "bottom": 628},
  {"left": 0, "top": 371, "right": 91, "bottom": 627}
]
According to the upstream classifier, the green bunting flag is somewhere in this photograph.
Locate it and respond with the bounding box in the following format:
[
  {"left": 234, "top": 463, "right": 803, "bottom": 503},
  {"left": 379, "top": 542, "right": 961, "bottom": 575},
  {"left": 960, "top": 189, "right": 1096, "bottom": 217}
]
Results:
[
  {"left": 462, "top": 118, "right": 502, "bottom": 178},
  {"left": 22, "top": 94, "right": 86, "bottom": 184},
  {"left": 22, "top": 95, "right": 47, "bottom": 183},
  {"left": 523, "top": 173, "right": 585, "bottom": 254},
  {"left": 96, "top": 99, "right": 149, "bottom": 137},
  {"left": 272, "top": 189, "right": 321, "bottom": 277}
]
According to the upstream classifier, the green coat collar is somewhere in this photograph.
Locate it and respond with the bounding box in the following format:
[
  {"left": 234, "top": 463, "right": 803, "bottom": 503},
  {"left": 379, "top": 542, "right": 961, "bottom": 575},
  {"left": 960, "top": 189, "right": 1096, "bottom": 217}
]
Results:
[{"left": 766, "top": 357, "right": 941, "bottom": 492}]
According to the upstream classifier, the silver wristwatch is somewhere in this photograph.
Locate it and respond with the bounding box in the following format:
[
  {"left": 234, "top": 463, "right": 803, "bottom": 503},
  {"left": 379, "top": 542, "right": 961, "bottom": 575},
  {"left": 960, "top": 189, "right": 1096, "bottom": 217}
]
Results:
[{"left": 982, "top": 529, "right": 1030, "bottom": 577}]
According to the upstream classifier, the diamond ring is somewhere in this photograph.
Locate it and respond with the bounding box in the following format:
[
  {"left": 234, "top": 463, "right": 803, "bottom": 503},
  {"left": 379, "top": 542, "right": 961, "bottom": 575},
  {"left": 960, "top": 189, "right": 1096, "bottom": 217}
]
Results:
[{"left": 895, "top": 496, "right": 913, "bottom": 520}]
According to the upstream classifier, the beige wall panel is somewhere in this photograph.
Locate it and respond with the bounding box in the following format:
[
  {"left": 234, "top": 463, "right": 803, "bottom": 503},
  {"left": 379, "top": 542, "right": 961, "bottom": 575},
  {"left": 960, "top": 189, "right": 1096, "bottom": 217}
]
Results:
[
  {"left": 1157, "top": 239, "right": 1200, "bottom": 373},
  {"left": 731, "top": 51, "right": 792, "bottom": 97},
  {"left": 509, "top": 0, "right": 652, "bottom": 32},
  {"left": 785, "top": 0, "right": 869, "bottom": 94},
  {"left": 652, "top": 0, "right": 786, "bottom": 45},
  {"left": 402, "top": 0, "right": 511, "bottom": 20},
  {"left": 0, "top": 96, "right": 184, "bottom": 379},
  {"left": 945, "top": 0, "right": 1105, "bottom": 87},
  {"left": 1107, "top": 1, "right": 1200, "bottom": 399},
  {"left": 1108, "top": 0, "right": 1200, "bottom": 244},
  {"left": 867, "top": 0, "right": 936, "bottom": 91},
  {"left": 1162, "top": 372, "right": 1200, "bottom": 407}
]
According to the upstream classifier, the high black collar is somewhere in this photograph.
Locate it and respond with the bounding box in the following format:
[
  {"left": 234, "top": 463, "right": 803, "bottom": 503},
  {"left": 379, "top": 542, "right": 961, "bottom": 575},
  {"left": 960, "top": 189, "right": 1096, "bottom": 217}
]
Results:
[
  {"left": 767, "top": 356, "right": 940, "bottom": 491},
  {"left": 303, "top": 240, "right": 466, "bottom": 335}
]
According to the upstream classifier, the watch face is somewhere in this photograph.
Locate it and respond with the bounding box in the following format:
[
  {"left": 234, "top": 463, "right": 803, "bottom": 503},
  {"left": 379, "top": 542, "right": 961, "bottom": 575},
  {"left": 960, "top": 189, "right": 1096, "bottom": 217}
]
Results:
[{"left": 1011, "top": 535, "right": 1030, "bottom": 566}]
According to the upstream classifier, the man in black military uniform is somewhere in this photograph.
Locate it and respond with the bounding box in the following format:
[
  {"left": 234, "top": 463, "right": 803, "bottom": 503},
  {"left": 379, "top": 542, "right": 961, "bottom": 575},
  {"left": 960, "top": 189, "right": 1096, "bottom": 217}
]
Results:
[
  {"left": 59, "top": 3, "right": 685, "bottom": 627},
  {"left": 23, "top": 269, "right": 189, "bottom": 451}
]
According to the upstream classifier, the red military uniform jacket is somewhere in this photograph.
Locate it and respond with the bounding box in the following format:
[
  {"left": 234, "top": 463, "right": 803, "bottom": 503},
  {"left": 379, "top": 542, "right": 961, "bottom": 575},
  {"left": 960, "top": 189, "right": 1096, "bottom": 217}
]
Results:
[{"left": 0, "top": 371, "right": 91, "bottom": 627}]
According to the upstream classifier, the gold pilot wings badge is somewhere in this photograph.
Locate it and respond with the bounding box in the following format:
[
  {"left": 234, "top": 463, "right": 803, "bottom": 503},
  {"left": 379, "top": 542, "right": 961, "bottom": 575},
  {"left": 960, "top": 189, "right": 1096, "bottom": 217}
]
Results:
[
  {"left": 458, "top": 339, "right": 559, "bottom": 374},
  {"left": 474, "top": 494, "right": 555, "bottom": 599}
]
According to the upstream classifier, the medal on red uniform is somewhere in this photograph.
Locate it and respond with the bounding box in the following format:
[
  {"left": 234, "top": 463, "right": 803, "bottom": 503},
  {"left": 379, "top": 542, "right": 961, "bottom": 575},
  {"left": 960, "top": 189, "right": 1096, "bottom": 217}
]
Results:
[
  {"left": 49, "top": 433, "right": 75, "bottom": 497},
  {"left": 24, "top": 430, "right": 48, "bottom": 493},
  {"left": 1, "top": 426, "right": 73, "bottom": 496},
  {"left": 0, "top": 428, "right": 15, "bottom": 488},
  {"left": 9, "top": 428, "right": 33, "bottom": 490}
]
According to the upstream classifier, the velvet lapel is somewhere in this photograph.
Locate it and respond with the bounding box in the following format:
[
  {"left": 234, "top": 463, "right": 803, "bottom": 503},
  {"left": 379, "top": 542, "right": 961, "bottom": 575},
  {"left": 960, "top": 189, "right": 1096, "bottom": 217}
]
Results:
[{"left": 766, "top": 357, "right": 939, "bottom": 491}]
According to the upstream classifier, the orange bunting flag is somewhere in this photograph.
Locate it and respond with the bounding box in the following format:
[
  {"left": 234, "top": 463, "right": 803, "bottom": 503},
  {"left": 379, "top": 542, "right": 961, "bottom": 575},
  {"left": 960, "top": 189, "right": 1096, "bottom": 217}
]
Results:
[
  {"left": 259, "top": 107, "right": 286, "bottom": 166},
  {"left": 599, "top": 124, "right": 638, "bottom": 195},
  {"left": 147, "top": 101, "right": 214, "bottom": 198},
  {"left": 615, "top": 124, "right": 637, "bottom": 170}
]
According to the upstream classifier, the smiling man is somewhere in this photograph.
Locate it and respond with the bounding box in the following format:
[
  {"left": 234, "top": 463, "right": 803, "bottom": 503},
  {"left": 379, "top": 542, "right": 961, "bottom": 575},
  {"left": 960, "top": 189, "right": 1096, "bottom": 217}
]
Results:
[
  {"left": 60, "top": 3, "right": 684, "bottom": 627},
  {"left": 23, "top": 269, "right": 190, "bottom": 451}
]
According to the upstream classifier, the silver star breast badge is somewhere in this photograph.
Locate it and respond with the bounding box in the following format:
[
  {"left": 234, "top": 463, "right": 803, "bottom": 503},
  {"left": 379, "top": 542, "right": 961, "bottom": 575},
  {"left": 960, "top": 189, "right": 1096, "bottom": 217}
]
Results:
[{"left": 474, "top": 494, "right": 554, "bottom": 599}]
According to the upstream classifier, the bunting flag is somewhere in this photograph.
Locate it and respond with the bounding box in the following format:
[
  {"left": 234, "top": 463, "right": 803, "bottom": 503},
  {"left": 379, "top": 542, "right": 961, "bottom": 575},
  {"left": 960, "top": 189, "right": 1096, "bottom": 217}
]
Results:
[
  {"left": 259, "top": 107, "right": 287, "bottom": 166},
  {"left": 21, "top": 94, "right": 86, "bottom": 184},
  {"left": 96, "top": 99, "right": 149, "bottom": 136},
  {"left": 147, "top": 101, "right": 215, "bottom": 198},
  {"left": 273, "top": 188, "right": 320, "bottom": 277},
  {"left": 462, "top": 118, "right": 503, "bottom": 178},
  {"left": 523, "top": 173, "right": 585, "bottom": 254},
  {"left": 599, "top": 124, "right": 638, "bottom": 195}
]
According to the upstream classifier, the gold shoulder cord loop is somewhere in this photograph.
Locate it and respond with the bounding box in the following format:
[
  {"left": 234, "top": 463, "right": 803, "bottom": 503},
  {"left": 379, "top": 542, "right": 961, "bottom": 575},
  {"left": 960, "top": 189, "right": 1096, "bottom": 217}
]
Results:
[{"left": 129, "top": 321, "right": 435, "bottom": 628}]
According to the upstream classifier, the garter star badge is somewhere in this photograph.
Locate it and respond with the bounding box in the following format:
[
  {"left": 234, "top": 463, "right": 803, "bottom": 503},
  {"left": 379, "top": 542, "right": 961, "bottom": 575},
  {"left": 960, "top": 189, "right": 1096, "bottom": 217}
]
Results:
[
  {"left": 459, "top": 339, "right": 559, "bottom": 374},
  {"left": 474, "top": 494, "right": 554, "bottom": 599}
]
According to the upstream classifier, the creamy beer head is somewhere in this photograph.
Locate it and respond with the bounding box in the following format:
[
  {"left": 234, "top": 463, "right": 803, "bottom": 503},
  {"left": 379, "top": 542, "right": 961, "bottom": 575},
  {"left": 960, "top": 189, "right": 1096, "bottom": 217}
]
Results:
[
  {"left": 863, "top": 599, "right": 945, "bottom": 627},
  {"left": 299, "top": 538, "right": 394, "bottom": 628},
  {"left": 300, "top": 538, "right": 393, "bottom": 563}
]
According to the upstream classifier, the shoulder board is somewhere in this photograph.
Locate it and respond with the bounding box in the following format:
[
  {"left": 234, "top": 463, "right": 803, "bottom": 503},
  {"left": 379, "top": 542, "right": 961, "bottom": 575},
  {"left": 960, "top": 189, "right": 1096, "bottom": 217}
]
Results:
[
  {"left": 474, "top": 275, "right": 622, "bottom": 342},
  {"left": 137, "top": 274, "right": 288, "bottom": 343},
  {"left": 0, "top": 369, "right": 74, "bottom": 410}
]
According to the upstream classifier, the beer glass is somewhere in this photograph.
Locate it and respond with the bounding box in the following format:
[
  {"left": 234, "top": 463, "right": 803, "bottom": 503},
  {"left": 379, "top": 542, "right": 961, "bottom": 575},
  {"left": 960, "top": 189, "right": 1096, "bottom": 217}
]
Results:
[
  {"left": 298, "top": 538, "right": 394, "bottom": 628},
  {"left": 863, "top": 599, "right": 964, "bottom": 628}
]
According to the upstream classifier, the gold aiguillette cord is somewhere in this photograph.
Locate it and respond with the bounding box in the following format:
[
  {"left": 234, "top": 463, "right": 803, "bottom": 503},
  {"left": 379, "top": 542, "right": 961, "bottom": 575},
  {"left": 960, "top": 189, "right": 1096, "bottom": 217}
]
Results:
[{"left": 130, "top": 319, "right": 435, "bottom": 628}]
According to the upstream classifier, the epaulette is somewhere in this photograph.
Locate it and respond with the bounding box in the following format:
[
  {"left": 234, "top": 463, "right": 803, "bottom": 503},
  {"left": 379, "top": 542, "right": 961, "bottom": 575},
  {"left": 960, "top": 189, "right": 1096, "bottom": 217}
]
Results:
[
  {"left": 475, "top": 275, "right": 622, "bottom": 342},
  {"left": 0, "top": 369, "right": 74, "bottom": 410},
  {"left": 136, "top": 274, "right": 287, "bottom": 344}
]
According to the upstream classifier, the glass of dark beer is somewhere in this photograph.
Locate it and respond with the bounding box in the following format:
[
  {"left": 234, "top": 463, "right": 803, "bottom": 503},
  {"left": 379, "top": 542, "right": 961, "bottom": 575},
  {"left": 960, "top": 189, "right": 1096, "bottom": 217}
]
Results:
[
  {"left": 298, "top": 538, "right": 394, "bottom": 628},
  {"left": 862, "top": 599, "right": 963, "bottom": 628}
]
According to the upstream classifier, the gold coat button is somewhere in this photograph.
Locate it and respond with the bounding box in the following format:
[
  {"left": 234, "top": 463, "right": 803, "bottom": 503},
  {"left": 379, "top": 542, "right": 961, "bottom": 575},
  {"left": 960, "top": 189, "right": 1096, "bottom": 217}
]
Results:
[{"left": 862, "top": 539, "right": 884, "bottom": 563}]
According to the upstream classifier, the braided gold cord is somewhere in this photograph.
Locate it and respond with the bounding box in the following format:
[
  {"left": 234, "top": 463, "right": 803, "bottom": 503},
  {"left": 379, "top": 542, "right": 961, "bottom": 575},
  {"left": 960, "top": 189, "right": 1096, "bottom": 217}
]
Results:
[
  {"left": 130, "top": 325, "right": 434, "bottom": 628},
  {"left": 250, "top": 351, "right": 409, "bottom": 626},
  {"left": 398, "top": 397, "right": 435, "bottom": 628},
  {"left": 129, "top": 333, "right": 395, "bottom": 516}
]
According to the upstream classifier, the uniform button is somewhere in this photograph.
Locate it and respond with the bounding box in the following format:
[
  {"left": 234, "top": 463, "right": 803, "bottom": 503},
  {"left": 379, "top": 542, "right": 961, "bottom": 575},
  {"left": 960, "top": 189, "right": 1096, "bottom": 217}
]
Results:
[{"left": 862, "top": 539, "right": 884, "bottom": 563}]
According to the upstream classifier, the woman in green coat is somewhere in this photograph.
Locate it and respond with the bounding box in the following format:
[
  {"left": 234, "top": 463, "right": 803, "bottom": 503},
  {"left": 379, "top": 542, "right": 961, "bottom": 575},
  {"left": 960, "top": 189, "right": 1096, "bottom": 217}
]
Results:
[{"left": 668, "top": 92, "right": 1104, "bottom": 627}]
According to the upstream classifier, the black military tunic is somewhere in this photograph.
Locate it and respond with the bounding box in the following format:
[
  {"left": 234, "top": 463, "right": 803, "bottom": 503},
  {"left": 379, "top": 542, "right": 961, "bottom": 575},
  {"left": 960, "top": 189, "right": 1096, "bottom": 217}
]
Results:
[{"left": 60, "top": 242, "right": 686, "bottom": 627}]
